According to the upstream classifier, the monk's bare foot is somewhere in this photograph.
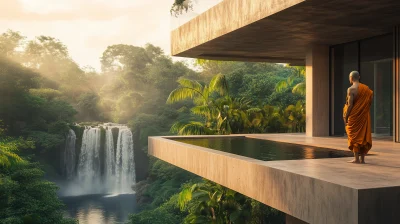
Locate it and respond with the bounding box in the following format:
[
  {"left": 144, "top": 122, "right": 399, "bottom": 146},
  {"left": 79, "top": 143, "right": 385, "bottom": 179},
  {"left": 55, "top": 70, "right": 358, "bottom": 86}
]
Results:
[
  {"left": 347, "top": 159, "right": 360, "bottom": 163},
  {"left": 360, "top": 154, "right": 366, "bottom": 164}
]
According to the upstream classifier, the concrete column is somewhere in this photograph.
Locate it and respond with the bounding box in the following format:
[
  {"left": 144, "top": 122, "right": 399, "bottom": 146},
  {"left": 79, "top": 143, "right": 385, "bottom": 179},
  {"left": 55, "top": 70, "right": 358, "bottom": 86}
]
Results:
[
  {"left": 286, "top": 214, "right": 309, "bottom": 224},
  {"left": 306, "top": 45, "right": 330, "bottom": 137},
  {"left": 374, "top": 63, "right": 378, "bottom": 134}
]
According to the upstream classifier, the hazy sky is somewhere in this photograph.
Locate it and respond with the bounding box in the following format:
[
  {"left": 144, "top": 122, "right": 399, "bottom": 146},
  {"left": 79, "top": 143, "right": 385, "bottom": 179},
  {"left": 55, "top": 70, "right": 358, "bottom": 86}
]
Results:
[{"left": 0, "top": 0, "right": 222, "bottom": 71}]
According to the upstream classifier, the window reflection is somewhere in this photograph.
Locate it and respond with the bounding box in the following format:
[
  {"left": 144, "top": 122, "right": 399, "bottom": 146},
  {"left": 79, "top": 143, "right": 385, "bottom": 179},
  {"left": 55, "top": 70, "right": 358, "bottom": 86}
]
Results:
[
  {"left": 360, "top": 35, "right": 393, "bottom": 136},
  {"left": 331, "top": 34, "right": 393, "bottom": 137}
]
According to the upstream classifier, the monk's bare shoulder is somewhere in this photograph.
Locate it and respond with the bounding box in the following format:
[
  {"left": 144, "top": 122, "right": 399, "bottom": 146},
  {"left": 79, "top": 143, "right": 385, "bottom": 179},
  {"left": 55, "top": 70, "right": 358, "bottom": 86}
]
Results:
[{"left": 348, "top": 86, "right": 358, "bottom": 95}]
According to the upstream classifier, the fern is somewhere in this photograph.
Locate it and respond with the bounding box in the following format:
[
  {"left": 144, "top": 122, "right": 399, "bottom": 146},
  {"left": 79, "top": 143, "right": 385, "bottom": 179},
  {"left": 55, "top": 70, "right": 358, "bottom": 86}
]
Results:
[{"left": 0, "top": 137, "right": 34, "bottom": 168}]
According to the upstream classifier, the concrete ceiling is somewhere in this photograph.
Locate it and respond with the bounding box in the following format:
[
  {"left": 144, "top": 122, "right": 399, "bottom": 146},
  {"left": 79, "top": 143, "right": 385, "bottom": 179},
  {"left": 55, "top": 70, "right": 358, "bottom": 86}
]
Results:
[{"left": 171, "top": 0, "right": 400, "bottom": 65}]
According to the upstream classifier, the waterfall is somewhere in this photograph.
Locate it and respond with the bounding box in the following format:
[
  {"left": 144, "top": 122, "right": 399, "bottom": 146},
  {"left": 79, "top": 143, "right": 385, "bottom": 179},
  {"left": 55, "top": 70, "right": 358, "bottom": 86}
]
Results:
[
  {"left": 77, "top": 127, "right": 102, "bottom": 194},
  {"left": 104, "top": 128, "right": 116, "bottom": 189},
  {"left": 62, "top": 124, "right": 136, "bottom": 196},
  {"left": 115, "top": 127, "right": 136, "bottom": 193},
  {"left": 62, "top": 129, "right": 76, "bottom": 179}
]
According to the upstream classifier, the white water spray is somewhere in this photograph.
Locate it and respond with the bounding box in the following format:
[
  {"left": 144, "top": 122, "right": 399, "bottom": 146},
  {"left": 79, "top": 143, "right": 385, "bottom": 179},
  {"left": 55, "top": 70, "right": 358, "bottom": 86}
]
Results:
[
  {"left": 77, "top": 127, "right": 102, "bottom": 194},
  {"left": 115, "top": 127, "right": 136, "bottom": 193},
  {"left": 62, "top": 124, "right": 136, "bottom": 196},
  {"left": 104, "top": 128, "right": 116, "bottom": 189}
]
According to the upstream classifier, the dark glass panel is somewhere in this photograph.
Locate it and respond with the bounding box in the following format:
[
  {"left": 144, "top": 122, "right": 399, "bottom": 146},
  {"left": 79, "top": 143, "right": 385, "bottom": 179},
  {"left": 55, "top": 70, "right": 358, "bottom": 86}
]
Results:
[
  {"left": 360, "top": 34, "right": 393, "bottom": 136},
  {"left": 332, "top": 42, "right": 359, "bottom": 135}
]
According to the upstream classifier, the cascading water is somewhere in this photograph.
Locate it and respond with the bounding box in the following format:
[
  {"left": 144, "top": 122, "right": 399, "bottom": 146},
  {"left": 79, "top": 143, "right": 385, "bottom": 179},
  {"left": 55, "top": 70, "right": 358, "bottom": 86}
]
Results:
[
  {"left": 115, "top": 127, "right": 136, "bottom": 193},
  {"left": 77, "top": 127, "right": 102, "bottom": 194},
  {"left": 61, "top": 124, "right": 136, "bottom": 196},
  {"left": 104, "top": 128, "right": 116, "bottom": 190},
  {"left": 62, "top": 129, "right": 76, "bottom": 179}
]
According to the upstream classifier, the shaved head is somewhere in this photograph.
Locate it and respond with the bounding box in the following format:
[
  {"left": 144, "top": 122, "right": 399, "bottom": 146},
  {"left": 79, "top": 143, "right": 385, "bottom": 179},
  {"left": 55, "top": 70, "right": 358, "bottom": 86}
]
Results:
[{"left": 349, "top": 71, "right": 360, "bottom": 82}]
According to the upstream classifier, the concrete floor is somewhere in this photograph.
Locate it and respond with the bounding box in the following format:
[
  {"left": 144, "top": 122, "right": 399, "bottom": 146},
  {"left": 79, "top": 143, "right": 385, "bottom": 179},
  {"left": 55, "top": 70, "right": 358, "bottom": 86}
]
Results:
[
  {"left": 149, "top": 134, "right": 400, "bottom": 223},
  {"left": 245, "top": 133, "right": 400, "bottom": 189}
]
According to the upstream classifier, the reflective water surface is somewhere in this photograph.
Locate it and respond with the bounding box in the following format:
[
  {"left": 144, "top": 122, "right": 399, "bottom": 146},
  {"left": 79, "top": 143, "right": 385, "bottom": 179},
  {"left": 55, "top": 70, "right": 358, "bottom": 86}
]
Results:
[
  {"left": 62, "top": 194, "right": 137, "bottom": 224},
  {"left": 174, "top": 137, "right": 353, "bottom": 161}
]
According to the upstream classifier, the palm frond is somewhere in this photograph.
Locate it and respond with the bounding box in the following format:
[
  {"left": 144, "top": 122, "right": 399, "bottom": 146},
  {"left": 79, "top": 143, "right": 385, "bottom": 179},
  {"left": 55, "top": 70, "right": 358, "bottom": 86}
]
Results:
[
  {"left": 166, "top": 87, "right": 200, "bottom": 104},
  {"left": 275, "top": 80, "right": 288, "bottom": 92},
  {"left": 178, "top": 78, "right": 203, "bottom": 91},
  {"left": 287, "top": 76, "right": 294, "bottom": 86},
  {"left": 296, "top": 100, "right": 304, "bottom": 108},
  {"left": 171, "top": 121, "right": 213, "bottom": 135},
  {"left": 170, "top": 121, "right": 187, "bottom": 134},
  {"left": 178, "top": 187, "right": 193, "bottom": 210},
  {"left": 285, "top": 105, "right": 296, "bottom": 114},
  {"left": 251, "top": 118, "right": 262, "bottom": 126},
  {"left": 238, "top": 98, "right": 252, "bottom": 107},
  {"left": 195, "top": 59, "right": 207, "bottom": 66},
  {"left": 202, "top": 86, "right": 210, "bottom": 104},
  {"left": 292, "top": 82, "right": 306, "bottom": 96},
  {"left": 209, "top": 74, "right": 228, "bottom": 96},
  {"left": 247, "top": 108, "right": 262, "bottom": 114},
  {"left": 294, "top": 66, "right": 306, "bottom": 77},
  {"left": 191, "top": 105, "right": 211, "bottom": 116}
]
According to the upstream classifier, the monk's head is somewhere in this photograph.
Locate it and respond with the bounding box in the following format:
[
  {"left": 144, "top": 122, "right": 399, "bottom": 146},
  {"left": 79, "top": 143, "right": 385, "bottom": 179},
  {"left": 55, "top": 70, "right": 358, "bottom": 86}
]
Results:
[{"left": 349, "top": 71, "right": 360, "bottom": 84}]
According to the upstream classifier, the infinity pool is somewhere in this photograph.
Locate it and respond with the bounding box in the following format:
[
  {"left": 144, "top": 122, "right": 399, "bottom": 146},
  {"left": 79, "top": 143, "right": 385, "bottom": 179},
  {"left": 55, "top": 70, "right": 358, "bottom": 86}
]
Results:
[{"left": 173, "top": 137, "right": 353, "bottom": 161}]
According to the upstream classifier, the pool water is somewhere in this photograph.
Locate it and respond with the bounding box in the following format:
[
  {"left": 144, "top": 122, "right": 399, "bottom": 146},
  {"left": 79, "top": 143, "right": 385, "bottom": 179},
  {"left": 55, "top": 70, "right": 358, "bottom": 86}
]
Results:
[
  {"left": 174, "top": 137, "right": 353, "bottom": 161},
  {"left": 61, "top": 194, "right": 137, "bottom": 224}
]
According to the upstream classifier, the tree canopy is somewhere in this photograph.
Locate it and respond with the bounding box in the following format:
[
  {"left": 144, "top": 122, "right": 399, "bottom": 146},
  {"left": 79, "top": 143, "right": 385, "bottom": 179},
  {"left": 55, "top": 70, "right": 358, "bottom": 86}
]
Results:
[{"left": 0, "top": 29, "right": 305, "bottom": 224}]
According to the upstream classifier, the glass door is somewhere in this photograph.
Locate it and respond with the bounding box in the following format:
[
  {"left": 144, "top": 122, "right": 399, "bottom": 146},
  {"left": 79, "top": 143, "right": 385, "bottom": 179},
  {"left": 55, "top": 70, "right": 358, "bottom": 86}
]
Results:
[
  {"left": 331, "top": 33, "right": 394, "bottom": 138},
  {"left": 360, "top": 34, "right": 393, "bottom": 137}
]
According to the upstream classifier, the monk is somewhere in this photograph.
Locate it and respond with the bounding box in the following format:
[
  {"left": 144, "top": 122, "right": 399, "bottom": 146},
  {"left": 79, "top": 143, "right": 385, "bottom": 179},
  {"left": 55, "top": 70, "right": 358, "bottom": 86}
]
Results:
[{"left": 343, "top": 71, "right": 373, "bottom": 164}]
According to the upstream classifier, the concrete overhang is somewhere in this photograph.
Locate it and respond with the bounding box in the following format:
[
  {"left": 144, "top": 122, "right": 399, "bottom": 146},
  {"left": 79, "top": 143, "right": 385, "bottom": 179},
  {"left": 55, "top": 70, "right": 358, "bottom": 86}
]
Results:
[
  {"left": 171, "top": 0, "right": 400, "bottom": 65},
  {"left": 149, "top": 134, "right": 400, "bottom": 224}
]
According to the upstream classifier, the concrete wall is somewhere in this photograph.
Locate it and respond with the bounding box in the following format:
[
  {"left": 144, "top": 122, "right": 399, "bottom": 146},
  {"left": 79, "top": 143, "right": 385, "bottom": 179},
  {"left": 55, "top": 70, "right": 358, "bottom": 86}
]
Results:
[
  {"left": 148, "top": 136, "right": 358, "bottom": 224},
  {"left": 306, "top": 45, "right": 330, "bottom": 137},
  {"left": 171, "top": 0, "right": 305, "bottom": 56}
]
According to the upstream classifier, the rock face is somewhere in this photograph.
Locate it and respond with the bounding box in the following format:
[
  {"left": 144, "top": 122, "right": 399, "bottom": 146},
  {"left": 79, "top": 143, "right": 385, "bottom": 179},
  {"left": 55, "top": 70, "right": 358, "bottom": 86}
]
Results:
[{"left": 132, "top": 128, "right": 149, "bottom": 182}]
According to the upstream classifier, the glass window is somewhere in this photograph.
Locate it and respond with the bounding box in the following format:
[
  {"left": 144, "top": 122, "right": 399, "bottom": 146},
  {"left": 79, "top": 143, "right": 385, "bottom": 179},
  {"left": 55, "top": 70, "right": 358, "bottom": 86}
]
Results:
[
  {"left": 331, "top": 42, "right": 359, "bottom": 135},
  {"left": 331, "top": 34, "right": 393, "bottom": 137},
  {"left": 360, "top": 34, "right": 393, "bottom": 136}
]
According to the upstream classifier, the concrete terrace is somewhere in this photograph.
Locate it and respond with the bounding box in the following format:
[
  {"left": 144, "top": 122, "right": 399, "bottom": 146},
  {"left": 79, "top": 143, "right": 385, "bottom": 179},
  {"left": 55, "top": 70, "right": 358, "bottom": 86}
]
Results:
[
  {"left": 148, "top": 134, "right": 400, "bottom": 224},
  {"left": 246, "top": 134, "right": 400, "bottom": 188}
]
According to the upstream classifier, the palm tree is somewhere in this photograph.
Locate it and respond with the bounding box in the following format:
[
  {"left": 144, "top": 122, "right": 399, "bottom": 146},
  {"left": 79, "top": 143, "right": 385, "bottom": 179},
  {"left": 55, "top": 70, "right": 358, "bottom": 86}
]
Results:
[
  {"left": 247, "top": 105, "right": 283, "bottom": 133},
  {"left": 167, "top": 73, "right": 228, "bottom": 105},
  {"left": 170, "top": 121, "right": 215, "bottom": 135},
  {"left": 212, "top": 97, "right": 254, "bottom": 134},
  {"left": 167, "top": 74, "right": 228, "bottom": 135},
  {"left": 178, "top": 181, "right": 250, "bottom": 224},
  {"left": 168, "top": 74, "right": 306, "bottom": 135},
  {"left": 275, "top": 66, "right": 306, "bottom": 96},
  {"left": 284, "top": 100, "right": 306, "bottom": 132}
]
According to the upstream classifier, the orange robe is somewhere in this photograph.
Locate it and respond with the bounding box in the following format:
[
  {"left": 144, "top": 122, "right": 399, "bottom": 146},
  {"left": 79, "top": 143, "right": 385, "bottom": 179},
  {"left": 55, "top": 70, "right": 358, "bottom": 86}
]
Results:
[{"left": 343, "top": 83, "right": 373, "bottom": 154}]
